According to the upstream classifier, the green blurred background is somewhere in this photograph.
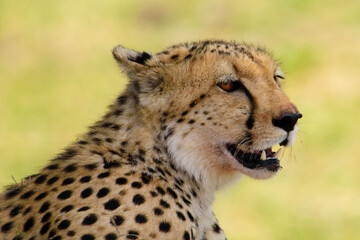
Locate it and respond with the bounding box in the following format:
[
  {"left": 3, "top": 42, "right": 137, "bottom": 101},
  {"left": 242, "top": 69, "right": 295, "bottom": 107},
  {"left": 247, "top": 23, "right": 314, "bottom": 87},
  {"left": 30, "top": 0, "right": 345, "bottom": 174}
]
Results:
[{"left": 1, "top": 0, "right": 359, "bottom": 239}]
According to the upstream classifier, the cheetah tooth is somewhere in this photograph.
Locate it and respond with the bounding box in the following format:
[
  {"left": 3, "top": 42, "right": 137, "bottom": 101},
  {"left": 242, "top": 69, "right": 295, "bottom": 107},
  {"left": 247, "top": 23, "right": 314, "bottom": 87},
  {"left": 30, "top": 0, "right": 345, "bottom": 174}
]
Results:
[
  {"left": 260, "top": 151, "right": 266, "bottom": 160},
  {"left": 274, "top": 148, "right": 283, "bottom": 159}
]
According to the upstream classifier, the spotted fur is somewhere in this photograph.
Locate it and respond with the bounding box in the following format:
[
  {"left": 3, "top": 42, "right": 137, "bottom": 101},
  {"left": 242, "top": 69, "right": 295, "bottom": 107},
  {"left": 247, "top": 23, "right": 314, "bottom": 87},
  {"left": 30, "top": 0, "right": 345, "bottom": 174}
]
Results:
[{"left": 0, "top": 40, "right": 300, "bottom": 240}]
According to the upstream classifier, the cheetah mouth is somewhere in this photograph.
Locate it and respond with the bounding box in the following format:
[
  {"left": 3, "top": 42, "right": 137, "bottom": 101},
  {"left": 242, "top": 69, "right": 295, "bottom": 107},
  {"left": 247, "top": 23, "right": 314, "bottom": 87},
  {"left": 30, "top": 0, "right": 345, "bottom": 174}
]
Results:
[{"left": 226, "top": 144, "right": 282, "bottom": 172}]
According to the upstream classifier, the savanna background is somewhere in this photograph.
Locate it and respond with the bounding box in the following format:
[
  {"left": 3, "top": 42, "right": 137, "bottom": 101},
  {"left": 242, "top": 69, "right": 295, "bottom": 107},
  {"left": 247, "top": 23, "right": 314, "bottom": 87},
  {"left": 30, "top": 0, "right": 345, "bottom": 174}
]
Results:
[{"left": 1, "top": 0, "right": 359, "bottom": 239}]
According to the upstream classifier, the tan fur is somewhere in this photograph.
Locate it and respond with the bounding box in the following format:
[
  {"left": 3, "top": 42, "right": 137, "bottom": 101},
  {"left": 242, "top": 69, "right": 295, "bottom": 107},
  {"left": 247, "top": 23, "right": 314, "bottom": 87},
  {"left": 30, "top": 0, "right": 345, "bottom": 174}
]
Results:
[{"left": 0, "top": 40, "right": 300, "bottom": 240}]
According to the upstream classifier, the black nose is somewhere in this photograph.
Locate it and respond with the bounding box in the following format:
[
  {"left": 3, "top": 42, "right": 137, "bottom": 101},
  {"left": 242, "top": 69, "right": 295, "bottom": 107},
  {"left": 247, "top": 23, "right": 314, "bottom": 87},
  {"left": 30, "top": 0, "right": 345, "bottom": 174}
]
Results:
[{"left": 272, "top": 113, "right": 302, "bottom": 132}]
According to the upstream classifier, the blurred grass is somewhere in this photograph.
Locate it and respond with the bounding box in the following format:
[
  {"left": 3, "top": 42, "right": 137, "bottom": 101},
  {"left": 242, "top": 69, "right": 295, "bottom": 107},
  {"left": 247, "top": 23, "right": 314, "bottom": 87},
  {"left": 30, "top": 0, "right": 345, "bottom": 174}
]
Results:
[{"left": 1, "top": 0, "right": 359, "bottom": 239}]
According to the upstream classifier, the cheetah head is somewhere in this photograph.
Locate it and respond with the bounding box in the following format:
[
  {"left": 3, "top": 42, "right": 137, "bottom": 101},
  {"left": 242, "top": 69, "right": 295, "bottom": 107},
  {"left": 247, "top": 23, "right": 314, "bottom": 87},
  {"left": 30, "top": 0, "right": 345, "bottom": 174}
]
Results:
[{"left": 113, "top": 40, "right": 302, "bottom": 190}]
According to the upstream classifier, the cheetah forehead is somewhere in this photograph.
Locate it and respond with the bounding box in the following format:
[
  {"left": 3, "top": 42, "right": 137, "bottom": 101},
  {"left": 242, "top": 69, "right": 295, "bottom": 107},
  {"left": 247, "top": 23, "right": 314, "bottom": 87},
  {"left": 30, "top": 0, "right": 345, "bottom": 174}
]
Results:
[{"left": 153, "top": 39, "right": 276, "bottom": 65}]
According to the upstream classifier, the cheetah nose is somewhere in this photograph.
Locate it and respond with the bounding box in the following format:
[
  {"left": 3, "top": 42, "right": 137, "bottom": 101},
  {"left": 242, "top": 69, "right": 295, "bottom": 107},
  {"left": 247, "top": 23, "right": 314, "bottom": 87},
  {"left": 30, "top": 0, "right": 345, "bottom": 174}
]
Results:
[{"left": 272, "top": 113, "right": 302, "bottom": 132}]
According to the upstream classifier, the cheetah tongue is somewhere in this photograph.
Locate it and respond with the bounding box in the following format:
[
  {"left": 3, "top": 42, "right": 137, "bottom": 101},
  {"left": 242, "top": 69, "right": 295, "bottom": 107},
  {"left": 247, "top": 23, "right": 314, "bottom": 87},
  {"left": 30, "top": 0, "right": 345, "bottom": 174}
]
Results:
[{"left": 226, "top": 145, "right": 281, "bottom": 172}]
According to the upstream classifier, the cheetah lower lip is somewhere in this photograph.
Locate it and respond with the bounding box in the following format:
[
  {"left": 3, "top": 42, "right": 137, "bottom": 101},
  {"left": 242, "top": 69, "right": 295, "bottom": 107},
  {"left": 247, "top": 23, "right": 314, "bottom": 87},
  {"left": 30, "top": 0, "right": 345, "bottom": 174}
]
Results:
[{"left": 226, "top": 144, "right": 282, "bottom": 172}]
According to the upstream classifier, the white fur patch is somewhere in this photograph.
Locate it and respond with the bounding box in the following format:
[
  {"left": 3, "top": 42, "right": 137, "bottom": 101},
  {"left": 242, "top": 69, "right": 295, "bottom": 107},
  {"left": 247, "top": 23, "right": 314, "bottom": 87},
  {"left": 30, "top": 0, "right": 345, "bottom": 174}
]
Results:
[{"left": 285, "top": 123, "right": 299, "bottom": 147}]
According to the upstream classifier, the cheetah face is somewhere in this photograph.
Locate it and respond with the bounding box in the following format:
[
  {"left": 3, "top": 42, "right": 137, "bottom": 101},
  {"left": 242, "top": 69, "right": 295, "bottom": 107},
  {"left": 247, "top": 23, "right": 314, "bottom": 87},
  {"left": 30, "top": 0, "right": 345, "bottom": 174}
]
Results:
[{"left": 113, "top": 40, "right": 302, "bottom": 188}]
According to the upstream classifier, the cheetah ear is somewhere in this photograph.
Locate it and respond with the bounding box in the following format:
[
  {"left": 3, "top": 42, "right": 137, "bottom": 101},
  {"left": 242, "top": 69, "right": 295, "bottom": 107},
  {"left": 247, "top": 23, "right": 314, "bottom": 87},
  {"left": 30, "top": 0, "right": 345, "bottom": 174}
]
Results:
[
  {"left": 112, "top": 45, "right": 153, "bottom": 73},
  {"left": 112, "top": 45, "right": 162, "bottom": 93}
]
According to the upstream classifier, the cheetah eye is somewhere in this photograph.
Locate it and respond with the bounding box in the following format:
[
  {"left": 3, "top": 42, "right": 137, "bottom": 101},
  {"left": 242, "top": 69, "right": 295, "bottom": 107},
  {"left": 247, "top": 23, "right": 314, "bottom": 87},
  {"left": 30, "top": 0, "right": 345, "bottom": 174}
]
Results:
[
  {"left": 273, "top": 75, "right": 284, "bottom": 81},
  {"left": 217, "top": 81, "right": 241, "bottom": 92}
]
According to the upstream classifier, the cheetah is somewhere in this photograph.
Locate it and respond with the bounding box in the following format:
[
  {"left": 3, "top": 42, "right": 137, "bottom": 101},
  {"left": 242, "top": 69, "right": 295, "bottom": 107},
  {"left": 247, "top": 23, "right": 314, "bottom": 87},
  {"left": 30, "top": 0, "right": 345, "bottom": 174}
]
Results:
[{"left": 0, "top": 40, "right": 302, "bottom": 240}]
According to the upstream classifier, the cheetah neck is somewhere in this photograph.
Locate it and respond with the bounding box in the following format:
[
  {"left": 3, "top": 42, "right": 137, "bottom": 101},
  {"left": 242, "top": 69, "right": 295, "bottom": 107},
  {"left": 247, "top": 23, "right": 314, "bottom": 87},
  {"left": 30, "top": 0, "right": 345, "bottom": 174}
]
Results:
[{"left": 77, "top": 91, "right": 219, "bottom": 210}]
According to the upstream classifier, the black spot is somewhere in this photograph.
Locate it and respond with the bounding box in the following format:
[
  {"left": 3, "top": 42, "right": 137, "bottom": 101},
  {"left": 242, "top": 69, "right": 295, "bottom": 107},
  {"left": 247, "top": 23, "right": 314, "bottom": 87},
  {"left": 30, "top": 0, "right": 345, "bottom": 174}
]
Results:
[
  {"left": 181, "top": 110, "right": 189, "bottom": 116},
  {"left": 48, "top": 230, "right": 56, "bottom": 238},
  {"left": 141, "top": 173, "right": 151, "bottom": 184},
  {"left": 64, "top": 164, "right": 77, "bottom": 173},
  {"left": 132, "top": 194, "right": 145, "bottom": 205},
  {"left": 181, "top": 196, "right": 191, "bottom": 206},
  {"left": 52, "top": 236, "right": 62, "bottom": 240},
  {"left": 160, "top": 199, "right": 170, "bottom": 208},
  {"left": 35, "top": 174, "right": 48, "bottom": 184},
  {"left": 61, "top": 205, "right": 74, "bottom": 213},
  {"left": 98, "top": 171, "right": 110, "bottom": 178},
  {"left": 150, "top": 191, "right": 158, "bottom": 197},
  {"left": 67, "top": 231, "right": 75, "bottom": 236},
  {"left": 100, "top": 122, "right": 112, "bottom": 128},
  {"left": 54, "top": 148, "right": 77, "bottom": 161},
  {"left": 187, "top": 211, "right": 194, "bottom": 222},
  {"left": 62, "top": 178, "right": 75, "bottom": 185},
  {"left": 171, "top": 54, "right": 179, "bottom": 60},
  {"left": 82, "top": 214, "right": 97, "bottom": 225},
  {"left": 22, "top": 206, "right": 32, "bottom": 216},
  {"left": 41, "top": 212, "right": 51, "bottom": 222},
  {"left": 80, "top": 176, "right": 91, "bottom": 183},
  {"left": 5, "top": 188, "right": 21, "bottom": 199},
  {"left": 113, "top": 109, "right": 123, "bottom": 116},
  {"left": 58, "top": 190, "right": 72, "bottom": 200},
  {"left": 154, "top": 207, "right": 163, "bottom": 216},
  {"left": 189, "top": 100, "right": 197, "bottom": 108},
  {"left": 156, "top": 167, "right": 166, "bottom": 176},
  {"left": 81, "top": 234, "right": 95, "bottom": 240},
  {"left": 190, "top": 188, "right": 198, "bottom": 198},
  {"left": 78, "top": 140, "right": 88, "bottom": 145},
  {"left": 127, "top": 230, "right": 139, "bottom": 239},
  {"left": 97, "top": 188, "right": 110, "bottom": 198},
  {"left": 92, "top": 137, "right": 102, "bottom": 145},
  {"left": 159, "top": 221, "right": 171, "bottom": 232},
  {"left": 177, "top": 118, "right": 184, "bottom": 123},
  {"left": 40, "top": 222, "right": 50, "bottom": 235},
  {"left": 156, "top": 187, "right": 165, "bottom": 195},
  {"left": 135, "top": 214, "right": 147, "bottom": 224},
  {"left": 47, "top": 176, "right": 59, "bottom": 185},
  {"left": 117, "top": 95, "right": 127, "bottom": 105},
  {"left": 39, "top": 201, "right": 50, "bottom": 213},
  {"left": 183, "top": 231, "right": 190, "bottom": 240},
  {"left": 78, "top": 206, "right": 90, "bottom": 212},
  {"left": 84, "top": 163, "right": 98, "bottom": 170},
  {"left": 176, "top": 211, "right": 186, "bottom": 221},
  {"left": 116, "top": 177, "right": 128, "bottom": 185},
  {"left": 88, "top": 130, "right": 97, "bottom": 136},
  {"left": 23, "top": 216, "right": 35, "bottom": 232},
  {"left": 1, "top": 221, "right": 13, "bottom": 232},
  {"left": 47, "top": 164, "right": 59, "bottom": 170},
  {"left": 105, "top": 233, "right": 117, "bottom": 240},
  {"left": 58, "top": 220, "right": 70, "bottom": 230},
  {"left": 9, "top": 205, "right": 23, "bottom": 217},
  {"left": 81, "top": 188, "right": 93, "bottom": 198},
  {"left": 111, "top": 124, "right": 121, "bottom": 131},
  {"left": 111, "top": 215, "right": 124, "bottom": 226},
  {"left": 200, "top": 94, "right": 206, "bottom": 99},
  {"left": 48, "top": 230, "right": 56, "bottom": 239},
  {"left": 131, "top": 181, "right": 142, "bottom": 189},
  {"left": 212, "top": 223, "right": 221, "bottom": 233},
  {"left": 104, "top": 160, "right": 121, "bottom": 169},
  {"left": 184, "top": 54, "right": 192, "bottom": 60},
  {"left": 104, "top": 198, "right": 120, "bottom": 210},
  {"left": 176, "top": 202, "right": 183, "bottom": 209},
  {"left": 167, "top": 187, "right": 178, "bottom": 199},
  {"left": 105, "top": 138, "right": 114, "bottom": 143}
]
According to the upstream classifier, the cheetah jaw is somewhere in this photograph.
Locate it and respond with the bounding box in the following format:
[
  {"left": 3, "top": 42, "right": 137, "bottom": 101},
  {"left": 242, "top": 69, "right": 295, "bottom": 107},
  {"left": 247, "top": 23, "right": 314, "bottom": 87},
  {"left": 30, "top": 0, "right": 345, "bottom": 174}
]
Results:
[{"left": 226, "top": 145, "right": 283, "bottom": 172}]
